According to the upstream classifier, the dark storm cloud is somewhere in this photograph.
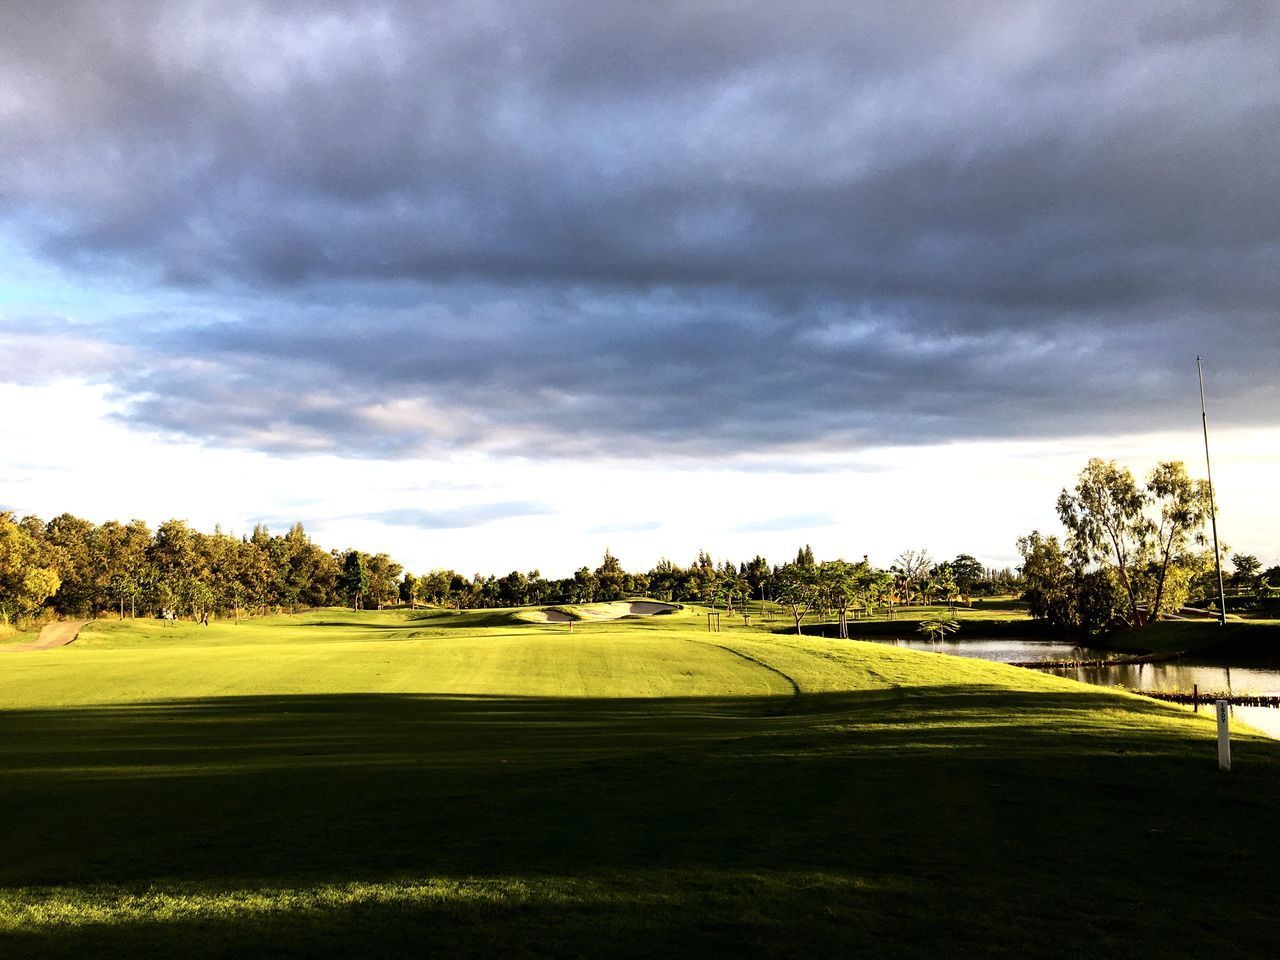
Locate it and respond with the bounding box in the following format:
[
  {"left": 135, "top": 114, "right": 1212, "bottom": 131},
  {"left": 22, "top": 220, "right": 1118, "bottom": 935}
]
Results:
[{"left": 1, "top": 1, "right": 1277, "bottom": 457}]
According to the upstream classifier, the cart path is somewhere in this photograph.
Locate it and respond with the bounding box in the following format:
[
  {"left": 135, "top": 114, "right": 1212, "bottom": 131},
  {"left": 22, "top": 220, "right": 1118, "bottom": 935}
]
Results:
[{"left": 0, "top": 620, "right": 89, "bottom": 653}]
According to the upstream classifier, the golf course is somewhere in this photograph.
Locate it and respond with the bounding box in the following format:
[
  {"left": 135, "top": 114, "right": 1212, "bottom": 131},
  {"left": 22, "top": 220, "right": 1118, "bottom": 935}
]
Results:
[{"left": 2, "top": 604, "right": 1279, "bottom": 958}]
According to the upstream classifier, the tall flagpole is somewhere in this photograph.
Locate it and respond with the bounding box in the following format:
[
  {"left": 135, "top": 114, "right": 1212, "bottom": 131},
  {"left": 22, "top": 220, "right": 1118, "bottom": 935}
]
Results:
[{"left": 1197, "top": 357, "right": 1227, "bottom": 626}]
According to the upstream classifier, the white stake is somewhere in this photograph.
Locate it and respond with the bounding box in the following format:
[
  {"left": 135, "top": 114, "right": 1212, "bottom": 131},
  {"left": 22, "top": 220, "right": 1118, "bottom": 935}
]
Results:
[{"left": 1216, "top": 700, "right": 1231, "bottom": 771}]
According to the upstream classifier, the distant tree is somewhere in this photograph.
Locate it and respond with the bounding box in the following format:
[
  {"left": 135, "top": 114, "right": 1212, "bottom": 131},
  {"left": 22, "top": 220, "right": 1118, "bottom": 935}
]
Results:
[
  {"left": 400, "top": 573, "right": 420, "bottom": 608},
  {"left": 892, "top": 549, "right": 931, "bottom": 606},
  {"left": 44, "top": 513, "right": 95, "bottom": 615},
  {"left": 339, "top": 551, "right": 369, "bottom": 610},
  {"left": 496, "top": 570, "right": 529, "bottom": 606},
  {"left": 572, "top": 566, "right": 598, "bottom": 604},
  {"left": 775, "top": 563, "right": 819, "bottom": 635},
  {"left": 820, "top": 558, "right": 875, "bottom": 639},
  {"left": 1057, "top": 459, "right": 1213, "bottom": 625},
  {"left": 1144, "top": 461, "right": 1211, "bottom": 616},
  {"left": 365, "top": 554, "right": 403, "bottom": 610},
  {"left": 1017, "top": 531, "right": 1118, "bottom": 640},
  {"left": 949, "top": 554, "right": 984, "bottom": 597},
  {"left": 743, "top": 555, "right": 772, "bottom": 606},
  {"left": 1057, "top": 459, "right": 1150, "bottom": 625},
  {"left": 923, "top": 565, "right": 959, "bottom": 608},
  {"left": 1231, "top": 554, "right": 1262, "bottom": 595},
  {"left": 595, "top": 549, "right": 626, "bottom": 601}
]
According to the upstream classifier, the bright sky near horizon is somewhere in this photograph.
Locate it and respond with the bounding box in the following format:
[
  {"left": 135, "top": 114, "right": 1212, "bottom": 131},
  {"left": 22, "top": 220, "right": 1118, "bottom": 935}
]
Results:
[{"left": 1, "top": 2, "right": 1277, "bottom": 576}]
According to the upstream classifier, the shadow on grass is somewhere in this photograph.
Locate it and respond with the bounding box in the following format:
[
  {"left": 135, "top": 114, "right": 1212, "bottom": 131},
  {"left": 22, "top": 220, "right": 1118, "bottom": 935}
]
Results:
[{"left": 3, "top": 688, "right": 1279, "bottom": 958}]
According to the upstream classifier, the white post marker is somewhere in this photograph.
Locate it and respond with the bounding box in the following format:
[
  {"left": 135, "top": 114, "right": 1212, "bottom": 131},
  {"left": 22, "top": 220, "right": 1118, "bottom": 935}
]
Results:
[{"left": 1216, "top": 700, "right": 1231, "bottom": 772}]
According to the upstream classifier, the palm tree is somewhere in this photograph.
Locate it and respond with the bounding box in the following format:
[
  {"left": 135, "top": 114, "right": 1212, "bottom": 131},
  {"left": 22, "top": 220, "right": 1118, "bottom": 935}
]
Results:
[{"left": 917, "top": 615, "right": 960, "bottom": 643}]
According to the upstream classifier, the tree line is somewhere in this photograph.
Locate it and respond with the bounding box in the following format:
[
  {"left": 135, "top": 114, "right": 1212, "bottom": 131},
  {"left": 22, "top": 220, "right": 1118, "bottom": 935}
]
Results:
[
  {"left": 0, "top": 513, "right": 400, "bottom": 625},
  {"left": 401, "top": 546, "right": 1018, "bottom": 636},
  {"left": 1016, "top": 457, "right": 1278, "bottom": 638},
  {"left": 0, "top": 509, "right": 1017, "bottom": 628}
]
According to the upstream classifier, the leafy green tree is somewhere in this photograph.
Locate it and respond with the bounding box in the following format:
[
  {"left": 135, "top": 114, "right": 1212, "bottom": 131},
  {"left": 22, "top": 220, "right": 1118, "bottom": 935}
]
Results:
[
  {"left": 775, "top": 562, "right": 818, "bottom": 635},
  {"left": 0, "top": 513, "right": 61, "bottom": 624},
  {"left": 917, "top": 615, "right": 960, "bottom": 643},
  {"left": 1057, "top": 459, "right": 1150, "bottom": 625},
  {"left": 949, "top": 554, "right": 984, "bottom": 597},
  {"left": 44, "top": 513, "right": 94, "bottom": 615},
  {"left": 819, "top": 558, "right": 876, "bottom": 639},
  {"left": 571, "top": 566, "right": 598, "bottom": 603},
  {"left": 1230, "top": 554, "right": 1262, "bottom": 595},
  {"left": 595, "top": 549, "right": 626, "bottom": 601},
  {"left": 1017, "top": 531, "right": 1118, "bottom": 639},
  {"left": 339, "top": 551, "right": 370, "bottom": 610},
  {"left": 365, "top": 554, "right": 402, "bottom": 610},
  {"left": 743, "top": 555, "right": 772, "bottom": 607},
  {"left": 892, "top": 549, "right": 931, "bottom": 606},
  {"left": 400, "top": 573, "right": 420, "bottom": 608},
  {"left": 1144, "top": 461, "right": 1211, "bottom": 616}
]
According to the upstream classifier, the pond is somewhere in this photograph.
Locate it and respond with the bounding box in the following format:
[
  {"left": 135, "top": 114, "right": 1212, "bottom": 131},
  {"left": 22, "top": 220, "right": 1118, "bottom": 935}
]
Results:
[{"left": 869, "top": 636, "right": 1280, "bottom": 739}]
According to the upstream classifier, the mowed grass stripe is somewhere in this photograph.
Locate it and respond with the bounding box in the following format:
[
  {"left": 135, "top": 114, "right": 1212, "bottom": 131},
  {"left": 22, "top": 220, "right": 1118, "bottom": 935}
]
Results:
[
  {"left": 0, "top": 634, "right": 797, "bottom": 706},
  {"left": 3, "top": 608, "right": 1279, "bottom": 959}
]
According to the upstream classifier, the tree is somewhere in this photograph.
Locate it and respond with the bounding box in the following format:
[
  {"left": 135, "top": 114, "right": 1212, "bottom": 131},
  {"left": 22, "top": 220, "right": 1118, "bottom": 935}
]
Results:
[
  {"left": 917, "top": 615, "right": 960, "bottom": 643},
  {"left": 400, "top": 573, "right": 420, "bottom": 608},
  {"left": 339, "top": 551, "right": 369, "bottom": 610},
  {"left": 923, "top": 565, "right": 959, "bottom": 608},
  {"left": 1145, "top": 462, "right": 1211, "bottom": 617},
  {"left": 595, "top": 549, "right": 626, "bottom": 601},
  {"left": 1230, "top": 554, "right": 1262, "bottom": 595},
  {"left": 775, "top": 563, "right": 818, "bottom": 635},
  {"left": 892, "top": 549, "right": 931, "bottom": 606},
  {"left": 571, "top": 566, "right": 598, "bottom": 604},
  {"left": 743, "top": 555, "right": 772, "bottom": 608},
  {"left": 949, "top": 554, "right": 984, "bottom": 598},
  {"left": 819, "top": 558, "right": 875, "bottom": 639},
  {"left": 1261, "top": 565, "right": 1280, "bottom": 598},
  {"left": 1017, "top": 531, "right": 1118, "bottom": 640},
  {"left": 1057, "top": 459, "right": 1150, "bottom": 625},
  {"left": 365, "top": 554, "right": 402, "bottom": 610},
  {"left": 0, "top": 513, "right": 61, "bottom": 624},
  {"left": 44, "top": 513, "right": 95, "bottom": 615},
  {"left": 1057, "top": 459, "right": 1213, "bottom": 625}
]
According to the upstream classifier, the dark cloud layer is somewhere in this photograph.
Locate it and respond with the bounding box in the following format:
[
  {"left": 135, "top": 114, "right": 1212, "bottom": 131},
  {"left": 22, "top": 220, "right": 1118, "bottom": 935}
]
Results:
[{"left": 2, "top": 1, "right": 1277, "bottom": 458}]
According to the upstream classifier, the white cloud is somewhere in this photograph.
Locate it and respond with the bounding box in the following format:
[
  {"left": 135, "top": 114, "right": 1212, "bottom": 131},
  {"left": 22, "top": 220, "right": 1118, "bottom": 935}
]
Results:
[{"left": 2, "top": 380, "right": 1275, "bottom": 575}]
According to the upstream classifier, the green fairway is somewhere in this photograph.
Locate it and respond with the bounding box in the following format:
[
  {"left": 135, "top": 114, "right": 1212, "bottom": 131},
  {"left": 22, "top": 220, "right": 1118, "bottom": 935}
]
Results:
[{"left": 2, "top": 607, "right": 1279, "bottom": 959}]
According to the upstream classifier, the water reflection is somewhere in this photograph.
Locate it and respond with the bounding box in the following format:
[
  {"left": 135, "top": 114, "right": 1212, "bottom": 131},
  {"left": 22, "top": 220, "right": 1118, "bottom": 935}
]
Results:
[{"left": 869, "top": 636, "right": 1280, "bottom": 739}]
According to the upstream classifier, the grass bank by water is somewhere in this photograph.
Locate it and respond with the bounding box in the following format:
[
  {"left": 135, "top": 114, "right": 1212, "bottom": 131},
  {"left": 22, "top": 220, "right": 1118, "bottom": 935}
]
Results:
[{"left": 1105, "top": 619, "right": 1280, "bottom": 661}]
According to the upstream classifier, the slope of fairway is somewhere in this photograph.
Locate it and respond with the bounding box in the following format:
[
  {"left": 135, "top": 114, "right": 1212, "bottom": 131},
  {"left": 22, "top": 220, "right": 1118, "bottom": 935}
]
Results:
[{"left": 3, "top": 608, "right": 1279, "bottom": 959}]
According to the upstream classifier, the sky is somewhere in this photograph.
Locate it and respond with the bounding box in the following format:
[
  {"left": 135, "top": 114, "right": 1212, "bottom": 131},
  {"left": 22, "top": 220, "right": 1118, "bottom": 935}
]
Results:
[{"left": 1, "top": 0, "right": 1277, "bottom": 576}]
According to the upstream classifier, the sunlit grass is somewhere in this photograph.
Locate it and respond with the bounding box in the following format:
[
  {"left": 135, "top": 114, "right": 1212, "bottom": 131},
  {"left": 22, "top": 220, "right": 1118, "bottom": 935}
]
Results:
[{"left": 2, "top": 607, "right": 1279, "bottom": 958}]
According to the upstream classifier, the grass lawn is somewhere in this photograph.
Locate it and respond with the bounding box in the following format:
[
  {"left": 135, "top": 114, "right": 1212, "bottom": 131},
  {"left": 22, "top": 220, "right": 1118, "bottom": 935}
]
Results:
[
  {"left": 1104, "top": 618, "right": 1280, "bottom": 661},
  {"left": 2, "top": 606, "right": 1279, "bottom": 958}
]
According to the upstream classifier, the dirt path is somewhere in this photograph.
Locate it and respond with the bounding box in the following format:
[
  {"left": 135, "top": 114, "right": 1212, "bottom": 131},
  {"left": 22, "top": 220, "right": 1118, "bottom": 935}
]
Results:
[{"left": 0, "top": 620, "right": 89, "bottom": 653}]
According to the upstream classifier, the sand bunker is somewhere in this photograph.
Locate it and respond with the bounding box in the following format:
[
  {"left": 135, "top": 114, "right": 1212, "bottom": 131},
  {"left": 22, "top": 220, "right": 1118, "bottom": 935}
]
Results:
[{"left": 519, "top": 600, "right": 679, "bottom": 623}]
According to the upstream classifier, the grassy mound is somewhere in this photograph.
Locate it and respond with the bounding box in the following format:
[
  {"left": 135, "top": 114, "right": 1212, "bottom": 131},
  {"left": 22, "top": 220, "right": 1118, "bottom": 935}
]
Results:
[
  {"left": 2, "top": 608, "right": 1278, "bottom": 958},
  {"left": 1105, "top": 618, "right": 1280, "bottom": 660}
]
